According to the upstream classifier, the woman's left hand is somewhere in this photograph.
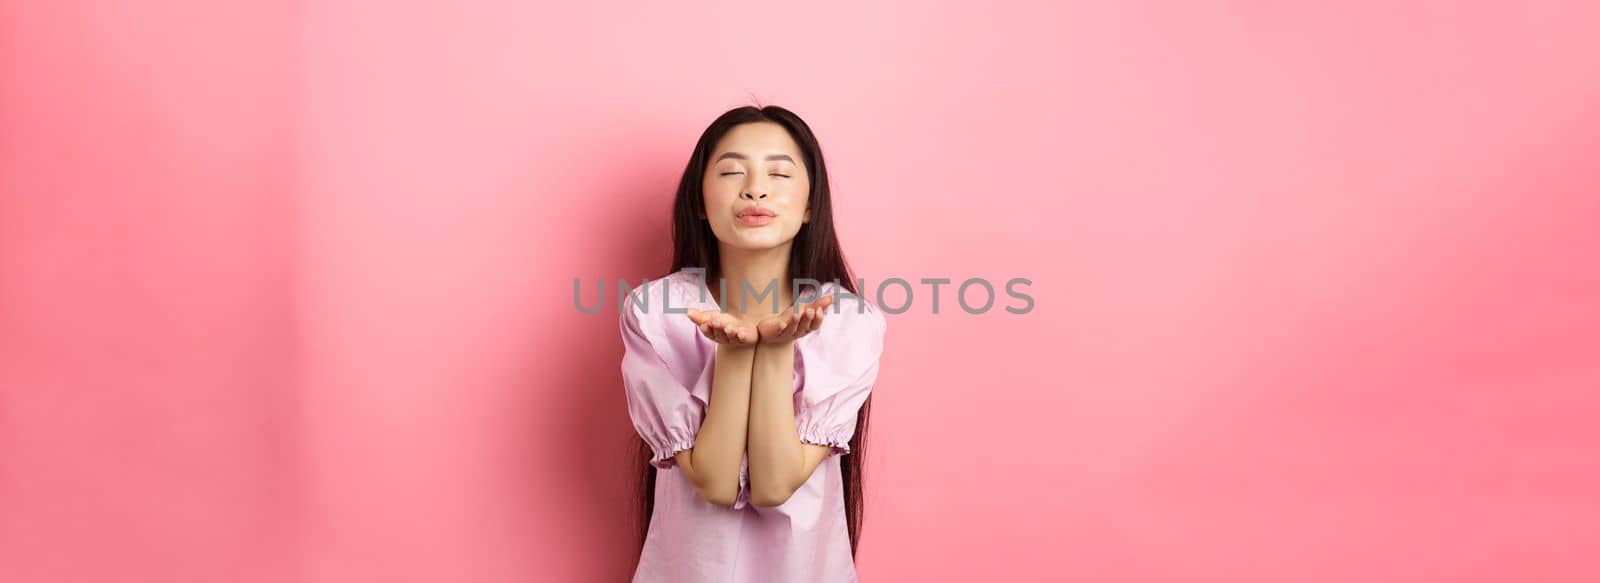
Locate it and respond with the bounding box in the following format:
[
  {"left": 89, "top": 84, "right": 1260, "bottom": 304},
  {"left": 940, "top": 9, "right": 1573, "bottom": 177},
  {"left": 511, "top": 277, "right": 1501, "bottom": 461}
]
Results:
[{"left": 756, "top": 295, "right": 834, "bottom": 344}]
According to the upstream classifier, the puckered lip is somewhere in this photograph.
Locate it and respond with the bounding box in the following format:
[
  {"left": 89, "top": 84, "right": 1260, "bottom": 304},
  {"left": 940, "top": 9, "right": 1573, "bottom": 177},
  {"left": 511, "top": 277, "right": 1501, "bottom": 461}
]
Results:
[{"left": 735, "top": 206, "right": 776, "bottom": 218}]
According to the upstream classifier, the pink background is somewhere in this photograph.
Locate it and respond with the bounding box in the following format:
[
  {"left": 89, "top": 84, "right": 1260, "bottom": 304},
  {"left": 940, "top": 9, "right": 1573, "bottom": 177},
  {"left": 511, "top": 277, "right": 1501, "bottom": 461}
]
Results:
[{"left": 4, "top": 1, "right": 1599, "bottom": 581}]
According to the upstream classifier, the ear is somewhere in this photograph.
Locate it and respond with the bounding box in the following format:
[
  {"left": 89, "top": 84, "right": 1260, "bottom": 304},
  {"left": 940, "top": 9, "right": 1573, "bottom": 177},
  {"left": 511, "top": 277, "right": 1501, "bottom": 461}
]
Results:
[{"left": 803, "top": 206, "right": 811, "bottom": 223}]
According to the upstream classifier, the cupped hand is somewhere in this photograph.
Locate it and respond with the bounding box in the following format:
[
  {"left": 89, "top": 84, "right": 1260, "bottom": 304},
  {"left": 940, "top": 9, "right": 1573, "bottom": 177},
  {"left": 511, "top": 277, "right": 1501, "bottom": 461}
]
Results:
[
  {"left": 686, "top": 308, "right": 759, "bottom": 346},
  {"left": 756, "top": 295, "right": 834, "bottom": 344}
]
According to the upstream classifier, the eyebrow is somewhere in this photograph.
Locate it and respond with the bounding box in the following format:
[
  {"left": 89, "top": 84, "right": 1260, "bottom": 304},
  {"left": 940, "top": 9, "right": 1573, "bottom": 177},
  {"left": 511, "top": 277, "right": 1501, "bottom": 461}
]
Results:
[{"left": 714, "top": 152, "right": 796, "bottom": 164}]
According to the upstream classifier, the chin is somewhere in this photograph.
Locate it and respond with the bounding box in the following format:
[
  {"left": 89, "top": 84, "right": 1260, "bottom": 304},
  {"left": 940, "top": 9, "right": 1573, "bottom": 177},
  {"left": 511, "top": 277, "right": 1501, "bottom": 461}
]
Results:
[
  {"left": 723, "top": 231, "right": 794, "bottom": 251},
  {"left": 725, "top": 238, "right": 784, "bottom": 251}
]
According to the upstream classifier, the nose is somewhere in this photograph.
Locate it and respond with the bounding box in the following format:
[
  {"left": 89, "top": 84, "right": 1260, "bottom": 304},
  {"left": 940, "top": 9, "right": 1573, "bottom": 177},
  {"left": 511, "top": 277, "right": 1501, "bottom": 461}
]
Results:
[{"left": 740, "top": 189, "right": 768, "bottom": 200}]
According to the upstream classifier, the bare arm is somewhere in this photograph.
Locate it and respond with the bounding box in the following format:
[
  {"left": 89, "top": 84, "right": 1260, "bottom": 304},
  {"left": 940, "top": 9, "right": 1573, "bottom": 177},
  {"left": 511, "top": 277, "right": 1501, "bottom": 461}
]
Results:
[
  {"left": 674, "top": 344, "right": 754, "bottom": 506},
  {"left": 676, "top": 312, "right": 759, "bottom": 507},
  {"left": 747, "top": 338, "right": 833, "bottom": 507},
  {"left": 747, "top": 297, "right": 835, "bottom": 507}
]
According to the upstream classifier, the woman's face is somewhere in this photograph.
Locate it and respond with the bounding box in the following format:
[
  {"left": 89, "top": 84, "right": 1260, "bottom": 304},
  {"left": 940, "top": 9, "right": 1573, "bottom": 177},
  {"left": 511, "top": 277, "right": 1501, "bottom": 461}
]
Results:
[{"left": 701, "top": 121, "right": 811, "bottom": 252}]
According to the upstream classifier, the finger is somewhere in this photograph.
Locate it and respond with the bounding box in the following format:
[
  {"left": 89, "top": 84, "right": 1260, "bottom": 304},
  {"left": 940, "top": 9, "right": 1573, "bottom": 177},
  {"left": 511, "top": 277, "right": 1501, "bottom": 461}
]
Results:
[
  {"left": 796, "top": 296, "right": 833, "bottom": 316},
  {"left": 686, "top": 309, "right": 705, "bottom": 325},
  {"left": 783, "top": 311, "right": 801, "bottom": 338}
]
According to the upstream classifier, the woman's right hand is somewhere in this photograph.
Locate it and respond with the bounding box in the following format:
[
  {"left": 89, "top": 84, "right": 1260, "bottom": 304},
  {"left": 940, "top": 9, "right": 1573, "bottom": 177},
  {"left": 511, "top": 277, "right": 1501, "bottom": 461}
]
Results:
[{"left": 686, "top": 309, "right": 760, "bottom": 346}]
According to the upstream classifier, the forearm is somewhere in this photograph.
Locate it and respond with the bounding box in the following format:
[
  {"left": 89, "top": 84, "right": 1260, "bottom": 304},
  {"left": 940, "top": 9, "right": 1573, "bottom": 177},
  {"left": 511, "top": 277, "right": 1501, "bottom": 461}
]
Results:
[
  {"left": 680, "top": 343, "right": 755, "bottom": 505},
  {"left": 746, "top": 339, "right": 807, "bottom": 505}
]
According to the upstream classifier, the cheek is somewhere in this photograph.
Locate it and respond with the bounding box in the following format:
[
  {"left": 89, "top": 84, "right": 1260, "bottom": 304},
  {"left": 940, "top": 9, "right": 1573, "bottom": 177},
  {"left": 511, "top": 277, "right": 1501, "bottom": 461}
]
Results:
[
  {"left": 702, "top": 177, "right": 739, "bottom": 205},
  {"left": 775, "top": 179, "right": 810, "bottom": 210}
]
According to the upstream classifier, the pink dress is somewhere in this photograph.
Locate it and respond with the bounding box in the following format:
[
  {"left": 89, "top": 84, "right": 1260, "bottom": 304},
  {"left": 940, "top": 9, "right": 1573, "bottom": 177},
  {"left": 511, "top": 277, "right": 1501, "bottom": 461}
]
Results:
[{"left": 619, "top": 269, "right": 886, "bottom": 583}]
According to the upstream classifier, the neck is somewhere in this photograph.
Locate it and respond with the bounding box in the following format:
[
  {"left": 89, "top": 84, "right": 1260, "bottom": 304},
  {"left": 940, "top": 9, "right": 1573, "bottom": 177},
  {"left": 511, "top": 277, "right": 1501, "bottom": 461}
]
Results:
[{"left": 714, "top": 242, "right": 794, "bottom": 319}]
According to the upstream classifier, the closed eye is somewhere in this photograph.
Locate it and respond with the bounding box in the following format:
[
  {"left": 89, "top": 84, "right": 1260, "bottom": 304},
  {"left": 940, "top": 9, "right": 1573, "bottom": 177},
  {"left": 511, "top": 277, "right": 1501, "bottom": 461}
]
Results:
[
  {"left": 771, "top": 173, "right": 790, "bottom": 178},
  {"left": 720, "top": 172, "right": 744, "bottom": 176}
]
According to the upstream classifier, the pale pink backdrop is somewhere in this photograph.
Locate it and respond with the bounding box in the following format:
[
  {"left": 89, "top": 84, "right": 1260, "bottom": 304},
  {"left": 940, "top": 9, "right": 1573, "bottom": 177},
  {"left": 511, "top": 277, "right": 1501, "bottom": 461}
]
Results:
[{"left": 3, "top": 1, "right": 1598, "bottom": 581}]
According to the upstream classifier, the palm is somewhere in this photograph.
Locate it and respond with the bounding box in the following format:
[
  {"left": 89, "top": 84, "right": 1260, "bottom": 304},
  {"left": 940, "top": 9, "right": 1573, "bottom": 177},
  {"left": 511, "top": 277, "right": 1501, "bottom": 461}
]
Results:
[
  {"left": 757, "top": 295, "right": 834, "bottom": 343},
  {"left": 685, "top": 309, "right": 759, "bottom": 346}
]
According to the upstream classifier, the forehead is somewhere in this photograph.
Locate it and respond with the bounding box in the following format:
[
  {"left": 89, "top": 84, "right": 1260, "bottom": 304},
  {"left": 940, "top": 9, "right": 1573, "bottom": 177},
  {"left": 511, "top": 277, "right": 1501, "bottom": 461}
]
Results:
[{"left": 710, "top": 122, "right": 803, "bottom": 162}]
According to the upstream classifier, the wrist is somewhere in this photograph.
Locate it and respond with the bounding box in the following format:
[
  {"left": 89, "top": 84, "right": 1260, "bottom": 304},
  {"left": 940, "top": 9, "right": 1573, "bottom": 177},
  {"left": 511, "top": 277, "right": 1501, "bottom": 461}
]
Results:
[
  {"left": 752, "top": 339, "right": 796, "bottom": 376},
  {"left": 756, "top": 338, "right": 795, "bottom": 354},
  {"left": 717, "top": 343, "right": 757, "bottom": 358}
]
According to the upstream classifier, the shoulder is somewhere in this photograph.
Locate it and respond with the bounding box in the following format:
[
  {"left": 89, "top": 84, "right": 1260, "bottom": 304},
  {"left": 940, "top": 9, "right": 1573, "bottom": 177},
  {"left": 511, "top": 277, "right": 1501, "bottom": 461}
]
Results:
[
  {"left": 806, "top": 282, "right": 887, "bottom": 353},
  {"left": 796, "top": 283, "right": 886, "bottom": 389},
  {"left": 619, "top": 269, "right": 713, "bottom": 335}
]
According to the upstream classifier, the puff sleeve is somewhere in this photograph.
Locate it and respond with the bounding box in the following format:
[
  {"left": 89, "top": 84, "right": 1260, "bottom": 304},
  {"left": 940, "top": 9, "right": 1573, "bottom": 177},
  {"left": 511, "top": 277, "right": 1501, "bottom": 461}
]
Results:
[
  {"left": 794, "top": 294, "right": 887, "bottom": 456},
  {"left": 619, "top": 293, "right": 707, "bottom": 470}
]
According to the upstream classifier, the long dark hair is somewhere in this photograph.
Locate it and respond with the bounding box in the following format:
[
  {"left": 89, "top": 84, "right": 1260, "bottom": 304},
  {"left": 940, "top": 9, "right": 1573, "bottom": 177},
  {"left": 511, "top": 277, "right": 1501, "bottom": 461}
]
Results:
[{"left": 634, "top": 104, "right": 871, "bottom": 557}]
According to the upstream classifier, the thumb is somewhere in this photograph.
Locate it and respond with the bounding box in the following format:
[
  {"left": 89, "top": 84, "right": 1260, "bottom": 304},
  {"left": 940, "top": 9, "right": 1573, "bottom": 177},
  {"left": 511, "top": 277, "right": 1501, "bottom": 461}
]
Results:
[
  {"left": 813, "top": 295, "right": 836, "bottom": 311},
  {"left": 795, "top": 294, "right": 835, "bottom": 313}
]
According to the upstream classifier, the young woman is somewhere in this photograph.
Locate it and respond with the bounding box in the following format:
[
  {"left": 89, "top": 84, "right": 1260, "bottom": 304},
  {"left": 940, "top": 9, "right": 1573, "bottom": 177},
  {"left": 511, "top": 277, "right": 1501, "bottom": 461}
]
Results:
[{"left": 619, "top": 105, "right": 886, "bottom": 582}]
